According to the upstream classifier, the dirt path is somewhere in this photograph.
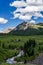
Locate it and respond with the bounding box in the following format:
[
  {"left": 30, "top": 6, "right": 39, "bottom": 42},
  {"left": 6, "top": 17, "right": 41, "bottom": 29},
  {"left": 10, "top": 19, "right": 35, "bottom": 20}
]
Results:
[{"left": 29, "top": 53, "right": 43, "bottom": 65}]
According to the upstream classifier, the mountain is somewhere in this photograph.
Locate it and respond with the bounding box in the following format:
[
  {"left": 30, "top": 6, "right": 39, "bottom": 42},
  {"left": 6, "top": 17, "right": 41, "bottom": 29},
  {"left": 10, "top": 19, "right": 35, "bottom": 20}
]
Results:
[
  {"left": 9, "top": 22, "right": 43, "bottom": 36},
  {"left": 37, "top": 23, "right": 43, "bottom": 26},
  {"left": 0, "top": 27, "right": 14, "bottom": 34},
  {"left": 0, "top": 22, "right": 43, "bottom": 35}
]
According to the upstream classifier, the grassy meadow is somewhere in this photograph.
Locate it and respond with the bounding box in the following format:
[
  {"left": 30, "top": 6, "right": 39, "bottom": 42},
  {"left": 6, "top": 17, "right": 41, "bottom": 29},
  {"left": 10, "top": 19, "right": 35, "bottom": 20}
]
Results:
[
  {"left": 0, "top": 35, "right": 43, "bottom": 65},
  {"left": 0, "top": 63, "right": 37, "bottom": 65}
]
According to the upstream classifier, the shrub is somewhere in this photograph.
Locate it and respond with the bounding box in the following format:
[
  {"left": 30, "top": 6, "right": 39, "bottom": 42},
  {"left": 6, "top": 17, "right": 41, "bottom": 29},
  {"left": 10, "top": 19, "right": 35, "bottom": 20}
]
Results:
[{"left": 23, "top": 39, "right": 36, "bottom": 57}]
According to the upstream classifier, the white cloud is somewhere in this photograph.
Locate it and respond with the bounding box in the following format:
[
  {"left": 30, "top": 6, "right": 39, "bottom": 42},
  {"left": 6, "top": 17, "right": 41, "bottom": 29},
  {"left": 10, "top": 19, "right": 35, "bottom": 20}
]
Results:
[
  {"left": 13, "top": 13, "right": 20, "bottom": 19},
  {"left": 0, "top": 17, "right": 8, "bottom": 24},
  {"left": 0, "top": 30, "right": 3, "bottom": 33},
  {"left": 30, "top": 20, "right": 36, "bottom": 24},
  {"left": 34, "top": 12, "right": 43, "bottom": 18},
  {"left": 26, "top": 0, "right": 43, "bottom": 4},
  {"left": 19, "top": 14, "right": 32, "bottom": 20},
  {"left": 10, "top": 0, "right": 43, "bottom": 23},
  {"left": 10, "top": 1, "right": 27, "bottom": 7}
]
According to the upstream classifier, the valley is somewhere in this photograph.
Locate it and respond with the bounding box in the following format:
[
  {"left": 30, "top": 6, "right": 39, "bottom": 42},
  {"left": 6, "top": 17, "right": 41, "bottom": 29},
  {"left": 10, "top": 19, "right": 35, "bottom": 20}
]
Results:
[
  {"left": 0, "top": 22, "right": 43, "bottom": 65},
  {"left": 0, "top": 35, "right": 43, "bottom": 65}
]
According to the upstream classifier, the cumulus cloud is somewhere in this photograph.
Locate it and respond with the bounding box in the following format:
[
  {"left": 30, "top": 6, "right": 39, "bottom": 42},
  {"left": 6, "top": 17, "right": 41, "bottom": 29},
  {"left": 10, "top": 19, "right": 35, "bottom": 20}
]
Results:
[
  {"left": 10, "top": 0, "right": 43, "bottom": 23},
  {"left": 30, "top": 20, "right": 36, "bottom": 24},
  {"left": 26, "top": 0, "right": 43, "bottom": 4},
  {"left": 0, "top": 17, "right": 8, "bottom": 24},
  {"left": 0, "top": 30, "right": 3, "bottom": 33},
  {"left": 19, "top": 14, "right": 32, "bottom": 20},
  {"left": 10, "top": 1, "right": 27, "bottom": 7}
]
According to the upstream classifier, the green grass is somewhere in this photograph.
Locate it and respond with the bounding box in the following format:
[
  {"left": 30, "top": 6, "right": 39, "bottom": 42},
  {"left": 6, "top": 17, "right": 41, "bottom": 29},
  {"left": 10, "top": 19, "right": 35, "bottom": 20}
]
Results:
[
  {"left": 0, "top": 63, "right": 37, "bottom": 65},
  {"left": 0, "top": 35, "right": 43, "bottom": 63},
  {"left": 0, "top": 35, "right": 43, "bottom": 45},
  {"left": 0, "top": 48, "right": 18, "bottom": 62}
]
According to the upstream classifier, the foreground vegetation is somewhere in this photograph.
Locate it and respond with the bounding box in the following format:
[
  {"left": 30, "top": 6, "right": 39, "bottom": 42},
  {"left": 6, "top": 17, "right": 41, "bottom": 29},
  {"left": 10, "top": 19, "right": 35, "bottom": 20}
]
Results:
[
  {"left": 0, "top": 35, "right": 43, "bottom": 65},
  {"left": 0, "top": 63, "right": 37, "bottom": 65}
]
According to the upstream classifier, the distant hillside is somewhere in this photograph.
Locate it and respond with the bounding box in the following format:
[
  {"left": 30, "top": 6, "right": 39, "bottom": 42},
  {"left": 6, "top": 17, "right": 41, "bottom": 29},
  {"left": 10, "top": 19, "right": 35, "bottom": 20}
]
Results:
[
  {"left": 0, "top": 27, "right": 14, "bottom": 35},
  {"left": 37, "top": 23, "right": 43, "bottom": 26},
  {"left": 3, "top": 27, "right": 14, "bottom": 33},
  {"left": 9, "top": 22, "right": 43, "bottom": 36}
]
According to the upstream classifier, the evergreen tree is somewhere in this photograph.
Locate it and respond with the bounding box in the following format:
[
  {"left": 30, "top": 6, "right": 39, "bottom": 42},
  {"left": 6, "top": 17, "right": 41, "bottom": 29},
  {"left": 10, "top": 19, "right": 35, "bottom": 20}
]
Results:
[{"left": 24, "top": 39, "right": 36, "bottom": 57}]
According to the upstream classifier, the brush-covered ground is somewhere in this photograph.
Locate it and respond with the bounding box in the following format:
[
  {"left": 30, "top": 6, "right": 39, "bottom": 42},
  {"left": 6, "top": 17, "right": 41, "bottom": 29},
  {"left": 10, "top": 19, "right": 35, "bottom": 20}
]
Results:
[
  {"left": 0, "top": 35, "right": 43, "bottom": 65},
  {"left": 0, "top": 63, "right": 37, "bottom": 65}
]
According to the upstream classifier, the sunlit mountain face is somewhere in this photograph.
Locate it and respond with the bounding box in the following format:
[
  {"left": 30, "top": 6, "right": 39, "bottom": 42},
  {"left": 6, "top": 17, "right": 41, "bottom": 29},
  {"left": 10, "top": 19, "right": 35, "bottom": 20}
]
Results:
[{"left": 1, "top": 22, "right": 43, "bottom": 36}]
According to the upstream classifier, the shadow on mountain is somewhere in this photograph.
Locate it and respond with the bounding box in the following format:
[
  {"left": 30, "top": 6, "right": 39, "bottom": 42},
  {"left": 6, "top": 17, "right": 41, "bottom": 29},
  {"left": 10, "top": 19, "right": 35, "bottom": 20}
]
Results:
[{"left": 8, "top": 27, "right": 43, "bottom": 36}]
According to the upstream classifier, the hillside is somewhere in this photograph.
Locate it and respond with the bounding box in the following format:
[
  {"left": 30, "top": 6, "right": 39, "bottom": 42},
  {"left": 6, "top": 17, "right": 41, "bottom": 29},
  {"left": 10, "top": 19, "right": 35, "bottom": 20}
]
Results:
[
  {"left": 9, "top": 22, "right": 43, "bottom": 36},
  {"left": 37, "top": 23, "right": 43, "bottom": 26},
  {"left": 0, "top": 27, "right": 14, "bottom": 34}
]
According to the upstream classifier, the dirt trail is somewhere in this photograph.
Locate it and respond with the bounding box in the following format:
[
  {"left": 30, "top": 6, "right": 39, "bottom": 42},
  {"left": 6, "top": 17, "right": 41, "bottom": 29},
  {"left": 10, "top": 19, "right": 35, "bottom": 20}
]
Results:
[{"left": 29, "top": 53, "right": 43, "bottom": 65}]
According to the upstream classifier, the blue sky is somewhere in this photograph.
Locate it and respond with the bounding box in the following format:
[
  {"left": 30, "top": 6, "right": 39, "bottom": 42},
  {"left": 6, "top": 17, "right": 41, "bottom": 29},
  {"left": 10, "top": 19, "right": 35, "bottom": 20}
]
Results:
[
  {"left": 0, "top": 0, "right": 43, "bottom": 31},
  {"left": 0, "top": 0, "right": 23, "bottom": 31}
]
